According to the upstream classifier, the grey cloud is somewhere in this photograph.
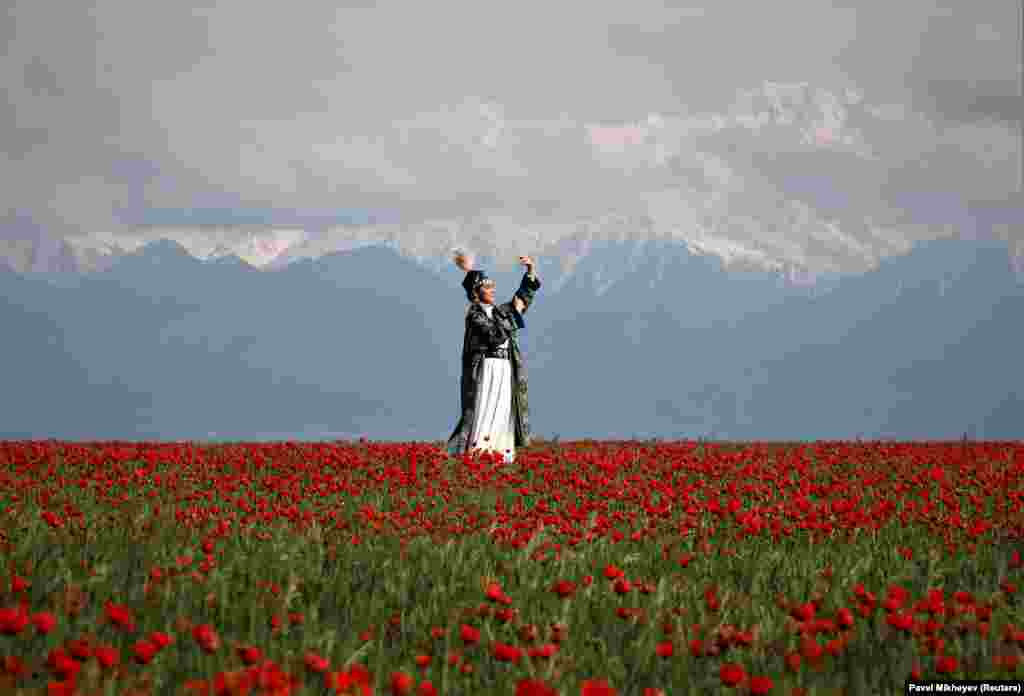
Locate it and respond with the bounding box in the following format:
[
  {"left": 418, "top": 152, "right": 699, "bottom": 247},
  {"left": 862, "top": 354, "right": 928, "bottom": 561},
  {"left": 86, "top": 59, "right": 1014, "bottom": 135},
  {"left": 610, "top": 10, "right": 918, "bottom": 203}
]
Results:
[
  {"left": 738, "top": 150, "right": 887, "bottom": 219},
  {"left": 912, "top": 79, "right": 1023, "bottom": 127},
  {"left": 2, "top": 0, "right": 1020, "bottom": 269},
  {"left": 833, "top": 3, "right": 1020, "bottom": 126},
  {"left": 607, "top": 3, "right": 858, "bottom": 93}
]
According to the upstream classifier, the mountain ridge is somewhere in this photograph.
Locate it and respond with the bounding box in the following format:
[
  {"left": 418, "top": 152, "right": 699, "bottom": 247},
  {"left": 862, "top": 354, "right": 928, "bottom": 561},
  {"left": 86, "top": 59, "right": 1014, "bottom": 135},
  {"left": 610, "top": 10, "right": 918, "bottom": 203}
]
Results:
[
  {"left": 0, "top": 233, "right": 1020, "bottom": 442},
  {"left": 5, "top": 224, "right": 1022, "bottom": 299}
]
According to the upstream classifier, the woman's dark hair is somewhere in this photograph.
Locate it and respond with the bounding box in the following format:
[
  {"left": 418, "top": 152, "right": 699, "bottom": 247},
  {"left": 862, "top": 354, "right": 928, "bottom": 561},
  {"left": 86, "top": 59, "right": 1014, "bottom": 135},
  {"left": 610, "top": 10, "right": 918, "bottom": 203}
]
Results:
[{"left": 461, "top": 270, "right": 491, "bottom": 302}]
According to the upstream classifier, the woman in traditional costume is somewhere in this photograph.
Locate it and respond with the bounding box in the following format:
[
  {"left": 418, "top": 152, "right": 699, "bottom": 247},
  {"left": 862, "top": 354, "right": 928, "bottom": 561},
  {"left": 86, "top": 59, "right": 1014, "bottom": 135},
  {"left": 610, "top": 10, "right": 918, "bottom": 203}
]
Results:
[{"left": 447, "top": 251, "right": 541, "bottom": 462}]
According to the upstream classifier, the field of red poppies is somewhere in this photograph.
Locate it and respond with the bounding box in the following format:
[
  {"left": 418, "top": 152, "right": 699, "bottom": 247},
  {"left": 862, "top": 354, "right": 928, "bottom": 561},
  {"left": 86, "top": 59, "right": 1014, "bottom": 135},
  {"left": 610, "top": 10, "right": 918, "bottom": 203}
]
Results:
[{"left": 0, "top": 438, "right": 1022, "bottom": 696}]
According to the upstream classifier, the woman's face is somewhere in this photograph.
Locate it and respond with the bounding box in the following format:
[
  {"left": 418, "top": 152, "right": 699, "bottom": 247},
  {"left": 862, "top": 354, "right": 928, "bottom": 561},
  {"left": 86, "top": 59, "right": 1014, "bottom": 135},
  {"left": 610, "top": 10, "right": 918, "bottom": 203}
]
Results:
[{"left": 479, "top": 283, "right": 496, "bottom": 305}]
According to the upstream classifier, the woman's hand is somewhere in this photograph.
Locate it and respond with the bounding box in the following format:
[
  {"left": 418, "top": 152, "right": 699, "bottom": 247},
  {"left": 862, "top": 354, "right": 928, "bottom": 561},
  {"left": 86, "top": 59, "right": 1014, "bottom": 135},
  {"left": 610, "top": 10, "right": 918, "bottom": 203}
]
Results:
[
  {"left": 519, "top": 255, "right": 534, "bottom": 272},
  {"left": 513, "top": 296, "right": 526, "bottom": 313},
  {"left": 454, "top": 250, "right": 474, "bottom": 272}
]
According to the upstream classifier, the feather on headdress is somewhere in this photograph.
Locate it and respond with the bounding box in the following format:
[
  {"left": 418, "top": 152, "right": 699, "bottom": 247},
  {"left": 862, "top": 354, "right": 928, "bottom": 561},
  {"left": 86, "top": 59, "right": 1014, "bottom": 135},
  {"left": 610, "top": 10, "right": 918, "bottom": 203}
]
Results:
[
  {"left": 452, "top": 249, "right": 474, "bottom": 272},
  {"left": 454, "top": 249, "right": 490, "bottom": 302}
]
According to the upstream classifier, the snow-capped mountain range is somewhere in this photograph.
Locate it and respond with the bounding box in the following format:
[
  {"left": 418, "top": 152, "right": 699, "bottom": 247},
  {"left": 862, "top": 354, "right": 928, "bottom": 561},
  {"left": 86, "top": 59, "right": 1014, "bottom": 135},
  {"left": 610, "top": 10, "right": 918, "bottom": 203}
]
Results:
[
  {"left": 2, "top": 217, "right": 1019, "bottom": 291},
  {"left": 2, "top": 230, "right": 1021, "bottom": 442},
  {"left": 2, "top": 79, "right": 1018, "bottom": 283}
]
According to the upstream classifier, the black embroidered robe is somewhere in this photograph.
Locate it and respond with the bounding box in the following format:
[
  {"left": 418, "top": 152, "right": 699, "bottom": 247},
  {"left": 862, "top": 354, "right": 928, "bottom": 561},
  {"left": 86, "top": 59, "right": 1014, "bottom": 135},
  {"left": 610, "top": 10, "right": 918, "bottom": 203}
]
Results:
[{"left": 447, "top": 271, "right": 542, "bottom": 456}]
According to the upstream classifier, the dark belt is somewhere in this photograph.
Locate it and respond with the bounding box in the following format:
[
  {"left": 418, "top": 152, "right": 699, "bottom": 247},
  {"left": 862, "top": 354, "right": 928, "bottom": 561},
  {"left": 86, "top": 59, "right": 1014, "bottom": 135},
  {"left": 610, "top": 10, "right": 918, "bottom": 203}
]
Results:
[{"left": 484, "top": 346, "right": 510, "bottom": 359}]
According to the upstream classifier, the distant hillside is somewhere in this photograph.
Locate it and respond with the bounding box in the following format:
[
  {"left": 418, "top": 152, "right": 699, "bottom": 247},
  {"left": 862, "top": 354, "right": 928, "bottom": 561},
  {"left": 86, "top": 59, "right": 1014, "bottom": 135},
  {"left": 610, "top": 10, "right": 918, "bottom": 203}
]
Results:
[{"left": 1, "top": 236, "right": 1020, "bottom": 441}]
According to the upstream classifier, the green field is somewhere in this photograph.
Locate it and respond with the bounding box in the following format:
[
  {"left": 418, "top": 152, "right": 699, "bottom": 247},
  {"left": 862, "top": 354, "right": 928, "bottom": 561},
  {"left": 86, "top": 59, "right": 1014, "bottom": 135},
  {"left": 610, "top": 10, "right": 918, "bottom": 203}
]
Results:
[{"left": 1, "top": 438, "right": 1021, "bottom": 695}]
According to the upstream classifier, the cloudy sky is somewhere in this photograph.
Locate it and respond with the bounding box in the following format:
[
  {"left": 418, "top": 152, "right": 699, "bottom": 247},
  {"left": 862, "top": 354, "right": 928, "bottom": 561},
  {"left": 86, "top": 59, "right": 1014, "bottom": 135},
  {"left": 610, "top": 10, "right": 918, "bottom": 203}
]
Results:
[{"left": 2, "top": 0, "right": 1021, "bottom": 272}]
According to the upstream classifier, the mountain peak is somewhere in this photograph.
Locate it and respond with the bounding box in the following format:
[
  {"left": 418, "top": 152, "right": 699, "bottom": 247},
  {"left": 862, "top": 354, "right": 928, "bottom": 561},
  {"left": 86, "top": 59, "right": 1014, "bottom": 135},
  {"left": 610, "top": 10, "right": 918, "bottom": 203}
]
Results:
[
  {"left": 101, "top": 237, "right": 201, "bottom": 277},
  {"left": 137, "top": 238, "right": 193, "bottom": 258}
]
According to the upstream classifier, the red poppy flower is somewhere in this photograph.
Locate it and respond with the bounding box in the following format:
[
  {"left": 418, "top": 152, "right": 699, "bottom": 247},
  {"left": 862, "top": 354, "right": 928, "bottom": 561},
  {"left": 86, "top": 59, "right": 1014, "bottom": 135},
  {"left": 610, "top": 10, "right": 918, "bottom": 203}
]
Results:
[
  {"left": 66, "top": 639, "right": 92, "bottom": 661},
  {"left": 791, "top": 602, "right": 815, "bottom": 622},
  {"left": 581, "top": 679, "right": 617, "bottom": 696},
  {"left": 719, "top": 662, "right": 746, "bottom": 687},
  {"left": 516, "top": 679, "right": 558, "bottom": 696},
  {"left": 800, "top": 637, "right": 823, "bottom": 662},
  {"left": 493, "top": 642, "right": 523, "bottom": 663},
  {"left": 886, "top": 612, "right": 914, "bottom": 631},
  {"left": 104, "top": 601, "right": 133, "bottom": 630},
  {"left": 238, "top": 646, "right": 263, "bottom": 665},
  {"left": 552, "top": 580, "right": 576, "bottom": 598},
  {"left": 51, "top": 653, "right": 80, "bottom": 681},
  {"left": 528, "top": 643, "right": 558, "bottom": 659},
  {"left": 390, "top": 671, "right": 414, "bottom": 696},
  {"left": 0, "top": 605, "right": 29, "bottom": 635},
  {"left": 785, "top": 652, "right": 801, "bottom": 673},
  {"left": 133, "top": 640, "right": 158, "bottom": 665},
  {"left": 604, "top": 564, "right": 625, "bottom": 580},
  {"left": 149, "top": 631, "right": 173, "bottom": 650},
  {"left": 329, "top": 664, "right": 373, "bottom": 696},
  {"left": 997, "top": 654, "right": 1021, "bottom": 672},
  {"left": 31, "top": 611, "right": 57, "bottom": 635},
  {"left": 191, "top": 623, "right": 220, "bottom": 653},
  {"left": 460, "top": 624, "right": 480, "bottom": 645},
  {"left": 2, "top": 655, "right": 26, "bottom": 678},
  {"left": 304, "top": 652, "right": 329, "bottom": 673},
  {"left": 47, "top": 679, "right": 76, "bottom": 696},
  {"left": 485, "top": 582, "right": 505, "bottom": 602},
  {"left": 94, "top": 645, "right": 119, "bottom": 669}
]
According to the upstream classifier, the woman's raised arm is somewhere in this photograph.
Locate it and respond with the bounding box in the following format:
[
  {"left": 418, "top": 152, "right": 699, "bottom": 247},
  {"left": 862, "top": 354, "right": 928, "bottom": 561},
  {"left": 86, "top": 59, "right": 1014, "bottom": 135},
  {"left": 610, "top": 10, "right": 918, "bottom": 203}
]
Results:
[{"left": 510, "top": 256, "right": 540, "bottom": 316}]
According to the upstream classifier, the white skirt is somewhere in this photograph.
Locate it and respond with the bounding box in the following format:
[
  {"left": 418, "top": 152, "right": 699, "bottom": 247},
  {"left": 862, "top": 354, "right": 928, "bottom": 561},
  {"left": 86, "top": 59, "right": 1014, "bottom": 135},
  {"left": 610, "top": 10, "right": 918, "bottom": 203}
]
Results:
[{"left": 469, "top": 357, "right": 515, "bottom": 462}]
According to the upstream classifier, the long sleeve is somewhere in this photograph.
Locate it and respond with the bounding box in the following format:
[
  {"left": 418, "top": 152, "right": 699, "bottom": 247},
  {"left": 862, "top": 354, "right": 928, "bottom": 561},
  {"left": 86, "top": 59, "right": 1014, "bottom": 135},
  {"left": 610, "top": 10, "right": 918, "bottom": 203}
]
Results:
[
  {"left": 468, "top": 307, "right": 512, "bottom": 349},
  {"left": 510, "top": 271, "right": 541, "bottom": 317}
]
